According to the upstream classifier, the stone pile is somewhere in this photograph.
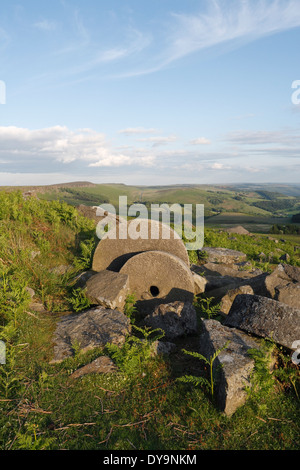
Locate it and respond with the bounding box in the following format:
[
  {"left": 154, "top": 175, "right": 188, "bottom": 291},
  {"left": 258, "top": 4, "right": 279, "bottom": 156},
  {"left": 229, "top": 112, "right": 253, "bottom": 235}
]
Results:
[{"left": 50, "top": 216, "right": 300, "bottom": 417}]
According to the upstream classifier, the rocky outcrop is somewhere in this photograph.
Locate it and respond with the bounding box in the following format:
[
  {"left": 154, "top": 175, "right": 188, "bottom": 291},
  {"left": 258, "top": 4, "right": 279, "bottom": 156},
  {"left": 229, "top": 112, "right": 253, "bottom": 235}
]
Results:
[{"left": 224, "top": 294, "right": 300, "bottom": 350}]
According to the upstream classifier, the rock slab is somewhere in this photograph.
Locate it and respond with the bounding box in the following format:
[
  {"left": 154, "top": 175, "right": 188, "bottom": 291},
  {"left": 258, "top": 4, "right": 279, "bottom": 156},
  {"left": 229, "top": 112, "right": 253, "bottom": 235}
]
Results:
[
  {"left": 219, "top": 285, "right": 254, "bottom": 315},
  {"left": 264, "top": 263, "right": 300, "bottom": 309},
  {"left": 51, "top": 306, "right": 131, "bottom": 363},
  {"left": 85, "top": 270, "right": 130, "bottom": 310},
  {"left": 199, "top": 319, "right": 259, "bottom": 416},
  {"left": 224, "top": 294, "right": 300, "bottom": 350},
  {"left": 200, "top": 247, "right": 247, "bottom": 265}
]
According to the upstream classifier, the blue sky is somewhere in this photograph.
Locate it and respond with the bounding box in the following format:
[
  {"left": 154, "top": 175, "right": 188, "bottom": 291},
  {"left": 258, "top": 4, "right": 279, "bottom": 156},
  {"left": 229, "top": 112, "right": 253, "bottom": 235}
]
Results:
[{"left": 0, "top": 0, "right": 300, "bottom": 186}]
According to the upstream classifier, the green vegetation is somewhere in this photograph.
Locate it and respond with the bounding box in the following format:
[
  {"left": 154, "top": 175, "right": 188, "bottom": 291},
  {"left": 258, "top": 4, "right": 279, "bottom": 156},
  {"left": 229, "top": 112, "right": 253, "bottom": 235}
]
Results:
[
  {"left": 179, "top": 341, "right": 230, "bottom": 398},
  {"left": 0, "top": 190, "right": 299, "bottom": 451},
  {"left": 270, "top": 224, "right": 300, "bottom": 235}
]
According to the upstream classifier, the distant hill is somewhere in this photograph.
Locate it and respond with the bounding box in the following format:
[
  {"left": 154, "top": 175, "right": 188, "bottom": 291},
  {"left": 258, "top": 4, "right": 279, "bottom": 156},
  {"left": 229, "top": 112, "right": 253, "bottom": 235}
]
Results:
[{"left": 1, "top": 181, "right": 300, "bottom": 233}]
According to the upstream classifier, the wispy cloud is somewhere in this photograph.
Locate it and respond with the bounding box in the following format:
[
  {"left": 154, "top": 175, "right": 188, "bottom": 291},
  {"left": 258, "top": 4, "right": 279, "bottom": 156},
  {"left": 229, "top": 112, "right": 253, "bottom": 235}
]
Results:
[
  {"left": 34, "top": 20, "right": 57, "bottom": 31},
  {"left": 121, "top": 0, "right": 300, "bottom": 77},
  {"left": 118, "top": 127, "right": 159, "bottom": 135},
  {"left": 136, "top": 135, "right": 178, "bottom": 148},
  {"left": 166, "top": 0, "right": 300, "bottom": 63},
  {"left": 226, "top": 129, "right": 300, "bottom": 145},
  {"left": 190, "top": 137, "right": 211, "bottom": 145}
]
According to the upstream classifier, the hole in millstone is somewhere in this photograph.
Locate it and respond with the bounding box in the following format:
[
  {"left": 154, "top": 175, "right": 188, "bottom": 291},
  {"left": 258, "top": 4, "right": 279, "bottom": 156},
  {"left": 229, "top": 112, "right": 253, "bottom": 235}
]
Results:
[{"left": 150, "top": 285, "right": 160, "bottom": 297}]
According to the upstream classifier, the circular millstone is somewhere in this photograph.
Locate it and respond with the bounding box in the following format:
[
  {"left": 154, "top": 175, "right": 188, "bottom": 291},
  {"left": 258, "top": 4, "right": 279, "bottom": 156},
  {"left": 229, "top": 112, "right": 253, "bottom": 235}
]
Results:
[
  {"left": 92, "top": 218, "right": 189, "bottom": 272},
  {"left": 119, "top": 250, "right": 195, "bottom": 314}
]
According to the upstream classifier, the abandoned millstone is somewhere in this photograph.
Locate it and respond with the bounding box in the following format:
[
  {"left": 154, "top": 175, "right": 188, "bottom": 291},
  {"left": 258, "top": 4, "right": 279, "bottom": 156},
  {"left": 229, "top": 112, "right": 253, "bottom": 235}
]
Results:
[
  {"left": 92, "top": 218, "right": 190, "bottom": 272},
  {"left": 143, "top": 301, "right": 197, "bottom": 340},
  {"left": 69, "top": 355, "right": 117, "bottom": 379},
  {"left": 50, "top": 306, "right": 131, "bottom": 363},
  {"left": 224, "top": 294, "right": 300, "bottom": 350},
  {"left": 198, "top": 319, "right": 260, "bottom": 416},
  {"left": 199, "top": 247, "right": 247, "bottom": 265},
  {"left": 84, "top": 270, "right": 129, "bottom": 310},
  {"left": 219, "top": 285, "right": 254, "bottom": 315},
  {"left": 120, "top": 250, "right": 195, "bottom": 314}
]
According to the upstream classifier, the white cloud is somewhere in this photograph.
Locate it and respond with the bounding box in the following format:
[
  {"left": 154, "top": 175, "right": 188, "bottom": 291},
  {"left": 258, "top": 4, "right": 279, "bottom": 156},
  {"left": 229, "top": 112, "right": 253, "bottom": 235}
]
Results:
[
  {"left": 226, "top": 129, "right": 300, "bottom": 145},
  {"left": 0, "top": 125, "right": 154, "bottom": 170},
  {"left": 166, "top": 0, "right": 300, "bottom": 64},
  {"left": 190, "top": 137, "right": 211, "bottom": 145},
  {"left": 211, "top": 162, "right": 231, "bottom": 170},
  {"left": 118, "top": 127, "right": 159, "bottom": 135},
  {"left": 34, "top": 20, "right": 57, "bottom": 31},
  {"left": 136, "top": 135, "right": 177, "bottom": 147}
]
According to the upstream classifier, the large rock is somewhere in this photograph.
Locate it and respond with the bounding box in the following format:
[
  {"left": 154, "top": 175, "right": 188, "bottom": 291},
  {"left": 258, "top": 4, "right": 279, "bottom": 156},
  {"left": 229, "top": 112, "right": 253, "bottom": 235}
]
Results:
[
  {"left": 199, "top": 247, "right": 247, "bottom": 265},
  {"left": 264, "top": 264, "right": 300, "bottom": 308},
  {"left": 85, "top": 270, "right": 130, "bottom": 310},
  {"left": 92, "top": 219, "right": 190, "bottom": 272},
  {"left": 143, "top": 301, "right": 198, "bottom": 340},
  {"left": 204, "top": 273, "right": 268, "bottom": 301},
  {"left": 224, "top": 294, "right": 300, "bottom": 350},
  {"left": 276, "top": 283, "right": 300, "bottom": 309},
  {"left": 199, "top": 319, "right": 260, "bottom": 416},
  {"left": 51, "top": 307, "right": 131, "bottom": 363},
  {"left": 219, "top": 285, "right": 254, "bottom": 315},
  {"left": 200, "top": 262, "right": 262, "bottom": 279},
  {"left": 193, "top": 262, "right": 263, "bottom": 292},
  {"left": 120, "top": 250, "right": 195, "bottom": 314}
]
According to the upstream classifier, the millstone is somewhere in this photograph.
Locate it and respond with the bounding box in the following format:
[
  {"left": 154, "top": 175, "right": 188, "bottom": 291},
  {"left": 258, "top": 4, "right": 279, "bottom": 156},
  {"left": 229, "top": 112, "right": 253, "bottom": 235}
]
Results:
[
  {"left": 92, "top": 218, "right": 190, "bottom": 272},
  {"left": 119, "top": 250, "right": 195, "bottom": 314}
]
